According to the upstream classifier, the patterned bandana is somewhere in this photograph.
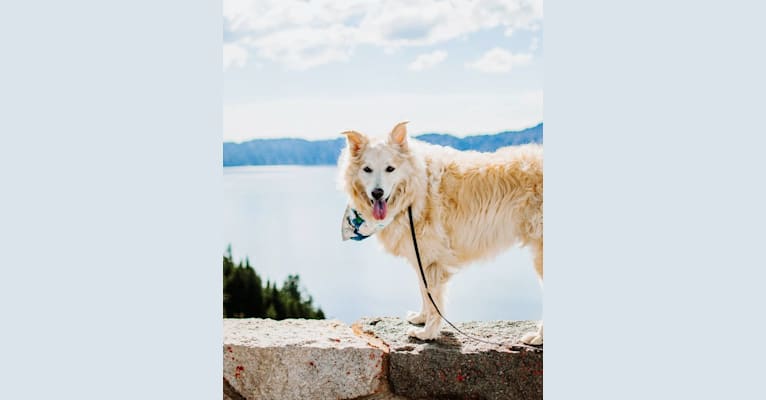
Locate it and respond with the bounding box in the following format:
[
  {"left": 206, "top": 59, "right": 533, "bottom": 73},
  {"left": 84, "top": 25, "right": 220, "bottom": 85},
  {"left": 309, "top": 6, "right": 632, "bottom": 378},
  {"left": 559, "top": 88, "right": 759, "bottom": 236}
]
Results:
[{"left": 341, "top": 204, "right": 389, "bottom": 241}]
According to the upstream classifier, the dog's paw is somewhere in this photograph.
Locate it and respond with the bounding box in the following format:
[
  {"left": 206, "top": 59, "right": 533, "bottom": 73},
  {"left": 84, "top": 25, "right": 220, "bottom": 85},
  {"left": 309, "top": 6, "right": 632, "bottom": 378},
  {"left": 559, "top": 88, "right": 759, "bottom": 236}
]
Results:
[
  {"left": 406, "top": 310, "right": 426, "bottom": 325},
  {"left": 407, "top": 327, "right": 439, "bottom": 341},
  {"left": 519, "top": 332, "right": 543, "bottom": 346}
]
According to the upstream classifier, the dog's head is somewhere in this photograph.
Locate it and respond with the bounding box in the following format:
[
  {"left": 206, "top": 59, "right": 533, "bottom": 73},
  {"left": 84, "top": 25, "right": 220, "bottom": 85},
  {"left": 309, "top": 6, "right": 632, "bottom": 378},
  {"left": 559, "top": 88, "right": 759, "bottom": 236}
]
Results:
[{"left": 338, "top": 121, "right": 422, "bottom": 222}]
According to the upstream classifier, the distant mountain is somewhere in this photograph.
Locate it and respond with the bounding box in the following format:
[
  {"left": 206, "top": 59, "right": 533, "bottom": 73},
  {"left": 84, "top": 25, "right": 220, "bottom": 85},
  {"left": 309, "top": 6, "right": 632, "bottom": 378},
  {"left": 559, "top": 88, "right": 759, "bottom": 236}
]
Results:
[{"left": 223, "top": 123, "right": 542, "bottom": 167}]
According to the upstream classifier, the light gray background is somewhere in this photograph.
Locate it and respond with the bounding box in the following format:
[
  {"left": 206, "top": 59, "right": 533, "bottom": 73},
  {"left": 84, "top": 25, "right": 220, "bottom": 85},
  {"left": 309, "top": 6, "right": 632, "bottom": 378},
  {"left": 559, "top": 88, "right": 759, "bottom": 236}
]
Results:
[
  {"left": 0, "top": 1, "right": 221, "bottom": 399},
  {"left": 545, "top": 1, "right": 766, "bottom": 398},
  {"left": 1, "top": 1, "right": 765, "bottom": 399}
]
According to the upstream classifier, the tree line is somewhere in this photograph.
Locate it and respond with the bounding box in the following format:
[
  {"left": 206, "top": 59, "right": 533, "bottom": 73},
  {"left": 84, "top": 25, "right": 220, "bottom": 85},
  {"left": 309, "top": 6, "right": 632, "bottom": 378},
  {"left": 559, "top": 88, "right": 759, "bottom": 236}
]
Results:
[{"left": 223, "top": 245, "right": 325, "bottom": 319}]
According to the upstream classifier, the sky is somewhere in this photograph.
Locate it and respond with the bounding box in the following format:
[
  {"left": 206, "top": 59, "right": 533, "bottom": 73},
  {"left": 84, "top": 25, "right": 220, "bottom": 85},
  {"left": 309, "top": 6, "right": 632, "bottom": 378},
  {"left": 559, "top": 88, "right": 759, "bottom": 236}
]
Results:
[{"left": 223, "top": 0, "right": 543, "bottom": 142}]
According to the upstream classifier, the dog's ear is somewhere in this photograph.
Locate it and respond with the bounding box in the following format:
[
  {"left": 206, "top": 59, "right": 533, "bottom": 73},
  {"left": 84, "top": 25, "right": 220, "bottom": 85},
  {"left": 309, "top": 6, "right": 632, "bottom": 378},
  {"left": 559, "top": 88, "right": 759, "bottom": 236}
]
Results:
[
  {"left": 341, "top": 130, "right": 368, "bottom": 157},
  {"left": 388, "top": 121, "right": 409, "bottom": 151}
]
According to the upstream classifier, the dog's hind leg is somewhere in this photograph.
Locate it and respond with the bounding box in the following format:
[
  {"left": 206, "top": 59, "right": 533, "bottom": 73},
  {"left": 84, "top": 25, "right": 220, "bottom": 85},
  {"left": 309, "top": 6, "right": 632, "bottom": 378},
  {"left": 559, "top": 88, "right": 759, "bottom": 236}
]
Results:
[
  {"left": 521, "top": 240, "right": 544, "bottom": 345},
  {"left": 407, "top": 264, "right": 451, "bottom": 340}
]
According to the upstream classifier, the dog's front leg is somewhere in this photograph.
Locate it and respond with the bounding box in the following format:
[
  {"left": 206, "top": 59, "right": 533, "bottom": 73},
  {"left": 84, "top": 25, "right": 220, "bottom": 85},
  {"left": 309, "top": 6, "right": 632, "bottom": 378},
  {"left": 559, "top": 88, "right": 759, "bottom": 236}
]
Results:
[
  {"left": 406, "top": 282, "right": 429, "bottom": 325},
  {"left": 406, "top": 310, "right": 427, "bottom": 325},
  {"left": 407, "top": 264, "right": 450, "bottom": 340}
]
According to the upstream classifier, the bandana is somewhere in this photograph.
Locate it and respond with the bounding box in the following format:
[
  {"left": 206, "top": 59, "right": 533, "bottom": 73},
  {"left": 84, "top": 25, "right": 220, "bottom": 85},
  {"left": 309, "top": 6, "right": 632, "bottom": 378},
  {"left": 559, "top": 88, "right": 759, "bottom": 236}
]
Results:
[{"left": 341, "top": 204, "right": 389, "bottom": 241}]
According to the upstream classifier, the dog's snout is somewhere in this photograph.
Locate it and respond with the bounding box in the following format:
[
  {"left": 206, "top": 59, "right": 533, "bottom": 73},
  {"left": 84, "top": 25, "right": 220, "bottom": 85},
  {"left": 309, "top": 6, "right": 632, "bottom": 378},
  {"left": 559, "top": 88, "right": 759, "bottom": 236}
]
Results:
[{"left": 371, "top": 188, "right": 384, "bottom": 200}]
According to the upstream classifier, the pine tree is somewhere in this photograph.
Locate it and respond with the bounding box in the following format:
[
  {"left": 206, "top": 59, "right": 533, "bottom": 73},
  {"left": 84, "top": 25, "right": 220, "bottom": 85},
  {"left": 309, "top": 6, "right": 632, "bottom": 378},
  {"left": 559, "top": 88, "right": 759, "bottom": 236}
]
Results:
[
  {"left": 223, "top": 246, "right": 325, "bottom": 320},
  {"left": 270, "top": 286, "right": 286, "bottom": 319}
]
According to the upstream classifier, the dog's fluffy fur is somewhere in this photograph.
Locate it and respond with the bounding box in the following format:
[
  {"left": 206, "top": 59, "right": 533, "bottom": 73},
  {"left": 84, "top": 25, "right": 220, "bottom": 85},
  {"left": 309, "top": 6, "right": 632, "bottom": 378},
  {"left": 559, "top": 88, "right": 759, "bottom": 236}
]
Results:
[{"left": 338, "top": 122, "right": 543, "bottom": 344}]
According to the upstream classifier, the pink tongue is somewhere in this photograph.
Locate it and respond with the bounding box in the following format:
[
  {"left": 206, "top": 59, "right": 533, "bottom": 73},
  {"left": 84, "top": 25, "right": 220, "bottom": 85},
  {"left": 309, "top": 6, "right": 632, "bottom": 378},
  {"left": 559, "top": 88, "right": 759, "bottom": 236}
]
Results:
[{"left": 372, "top": 198, "right": 387, "bottom": 220}]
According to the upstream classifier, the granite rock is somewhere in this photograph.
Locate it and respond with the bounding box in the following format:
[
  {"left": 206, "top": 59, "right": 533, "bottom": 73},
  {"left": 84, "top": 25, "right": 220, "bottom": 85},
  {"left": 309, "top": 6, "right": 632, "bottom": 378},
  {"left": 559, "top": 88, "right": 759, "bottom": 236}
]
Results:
[
  {"left": 224, "top": 319, "right": 388, "bottom": 400},
  {"left": 353, "top": 317, "right": 543, "bottom": 400}
]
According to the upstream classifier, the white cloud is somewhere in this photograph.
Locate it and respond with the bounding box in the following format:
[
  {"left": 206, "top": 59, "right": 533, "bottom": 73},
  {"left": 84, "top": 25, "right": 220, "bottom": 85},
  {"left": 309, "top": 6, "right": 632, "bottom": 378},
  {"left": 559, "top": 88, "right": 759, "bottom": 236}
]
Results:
[
  {"left": 223, "top": 0, "right": 543, "bottom": 70},
  {"left": 249, "top": 25, "right": 358, "bottom": 70},
  {"left": 223, "top": 43, "right": 248, "bottom": 70},
  {"left": 223, "top": 0, "right": 370, "bottom": 32},
  {"left": 466, "top": 48, "right": 532, "bottom": 73},
  {"left": 408, "top": 50, "right": 447, "bottom": 71},
  {"left": 223, "top": 91, "right": 543, "bottom": 142}
]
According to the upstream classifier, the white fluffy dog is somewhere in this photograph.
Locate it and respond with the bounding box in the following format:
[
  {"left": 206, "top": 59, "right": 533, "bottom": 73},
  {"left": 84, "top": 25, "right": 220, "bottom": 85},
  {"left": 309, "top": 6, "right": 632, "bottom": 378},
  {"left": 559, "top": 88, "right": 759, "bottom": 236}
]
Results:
[{"left": 338, "top": 122, "right": 543, "bottom": 345}]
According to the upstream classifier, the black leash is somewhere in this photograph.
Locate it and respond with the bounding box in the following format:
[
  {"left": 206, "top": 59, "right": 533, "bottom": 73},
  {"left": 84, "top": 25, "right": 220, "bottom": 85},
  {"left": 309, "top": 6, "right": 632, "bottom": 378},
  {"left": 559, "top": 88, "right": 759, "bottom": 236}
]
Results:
[{"left": 407, "top": 206, "right": 541, "bottom": 352}]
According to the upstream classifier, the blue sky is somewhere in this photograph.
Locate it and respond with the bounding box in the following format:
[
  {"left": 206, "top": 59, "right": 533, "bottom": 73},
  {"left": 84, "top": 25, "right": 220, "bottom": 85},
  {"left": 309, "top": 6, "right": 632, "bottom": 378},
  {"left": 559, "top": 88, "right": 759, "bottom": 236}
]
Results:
[{"left": 223, "top": 0, "right": 543, "bottom": 142}]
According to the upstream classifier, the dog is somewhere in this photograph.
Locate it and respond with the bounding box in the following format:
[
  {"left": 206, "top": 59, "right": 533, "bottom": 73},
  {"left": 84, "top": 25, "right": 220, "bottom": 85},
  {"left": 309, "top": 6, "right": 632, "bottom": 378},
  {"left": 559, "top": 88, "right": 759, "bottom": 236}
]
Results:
[{"left": 338, "top": 121, "right": 543, "bottom": 345}]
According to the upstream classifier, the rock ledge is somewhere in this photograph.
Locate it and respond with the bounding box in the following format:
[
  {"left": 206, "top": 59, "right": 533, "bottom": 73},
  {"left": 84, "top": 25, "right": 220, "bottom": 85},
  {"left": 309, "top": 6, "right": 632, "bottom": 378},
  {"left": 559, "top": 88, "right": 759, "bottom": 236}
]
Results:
[{"left": 223, "top": 318, "right": 542, "bottom": 400}]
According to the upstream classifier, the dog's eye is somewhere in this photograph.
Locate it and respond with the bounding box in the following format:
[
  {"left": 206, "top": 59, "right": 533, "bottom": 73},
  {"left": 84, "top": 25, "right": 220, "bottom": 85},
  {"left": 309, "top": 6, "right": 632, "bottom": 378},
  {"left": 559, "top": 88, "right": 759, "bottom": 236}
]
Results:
[
  {"left": 386, "top": 166, "right": 395, "bottom": 173},
  {"left": 363, "top": 166, "right": 373, "bottom": 173}
]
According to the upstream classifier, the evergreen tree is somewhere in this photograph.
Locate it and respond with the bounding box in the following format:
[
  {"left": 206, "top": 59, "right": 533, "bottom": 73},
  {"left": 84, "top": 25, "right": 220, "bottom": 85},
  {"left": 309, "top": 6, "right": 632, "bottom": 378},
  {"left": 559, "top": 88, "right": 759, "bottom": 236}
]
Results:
[
  {"left": 223, "top": 246, "right": 325, "bottom": 320},
  {"left": 265, "top": 304, "right": 277, "bottom": 319},
  {"left": 270, "top": 286, "right": 286, "bottom": 319}
]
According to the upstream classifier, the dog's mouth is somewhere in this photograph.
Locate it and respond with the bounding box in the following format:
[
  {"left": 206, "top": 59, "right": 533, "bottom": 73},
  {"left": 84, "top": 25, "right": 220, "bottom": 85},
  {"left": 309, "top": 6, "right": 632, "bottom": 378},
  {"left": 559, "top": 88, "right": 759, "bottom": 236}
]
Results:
[{"left": 370, "top": 195, "right": 390, "bottom": 220}]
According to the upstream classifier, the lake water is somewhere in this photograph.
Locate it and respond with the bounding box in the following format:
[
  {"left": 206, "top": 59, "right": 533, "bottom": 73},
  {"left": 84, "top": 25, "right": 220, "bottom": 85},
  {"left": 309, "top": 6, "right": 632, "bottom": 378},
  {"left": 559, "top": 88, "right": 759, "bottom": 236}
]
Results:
[{"left": 224, "top": 165, "right": 542, "bottom": 324}]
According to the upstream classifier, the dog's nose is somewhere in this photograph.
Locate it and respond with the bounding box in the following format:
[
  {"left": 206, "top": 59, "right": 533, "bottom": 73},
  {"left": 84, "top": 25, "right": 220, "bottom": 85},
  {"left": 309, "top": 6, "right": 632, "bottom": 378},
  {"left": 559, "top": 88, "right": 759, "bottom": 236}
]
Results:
[{"left": 371, "top": 188, "right": 384, "bottom": 200}]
